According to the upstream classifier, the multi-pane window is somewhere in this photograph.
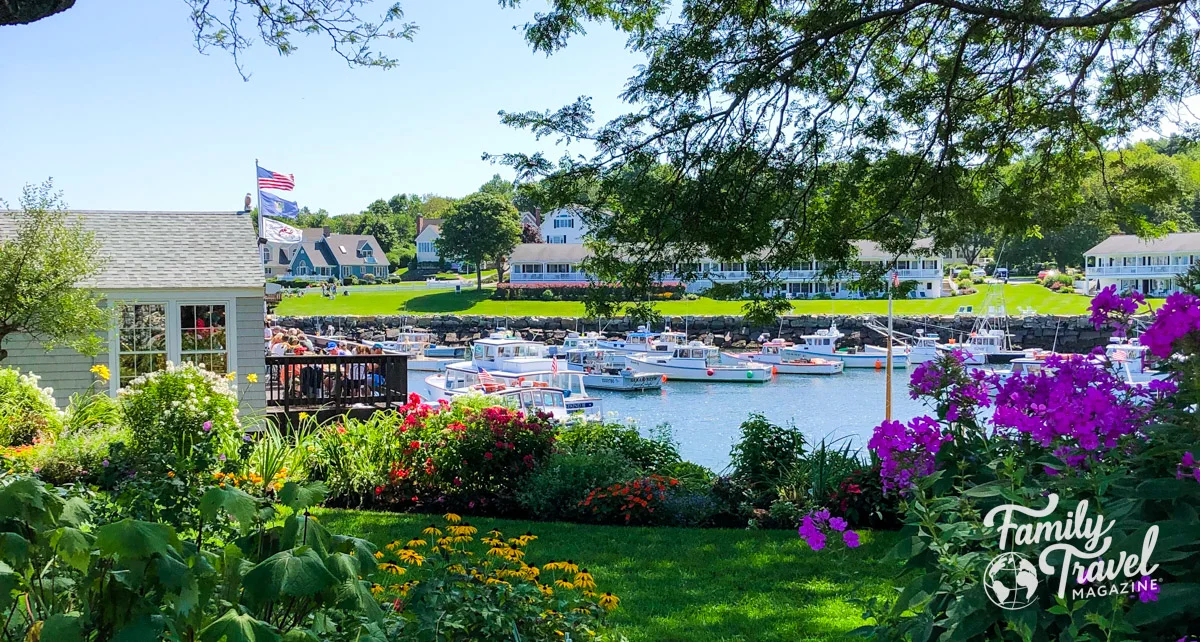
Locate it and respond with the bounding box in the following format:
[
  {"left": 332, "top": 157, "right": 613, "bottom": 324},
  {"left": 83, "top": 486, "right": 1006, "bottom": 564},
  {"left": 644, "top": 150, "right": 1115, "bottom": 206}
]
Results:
[
  {"left": 181, "top": 304, "right": 228, "bottom": 374},
  {"left": 553, "top": 216, "right": 575, "bottom": 229},
  {"left": 118, "top": 304, "right": 167, "bottom": 387}
]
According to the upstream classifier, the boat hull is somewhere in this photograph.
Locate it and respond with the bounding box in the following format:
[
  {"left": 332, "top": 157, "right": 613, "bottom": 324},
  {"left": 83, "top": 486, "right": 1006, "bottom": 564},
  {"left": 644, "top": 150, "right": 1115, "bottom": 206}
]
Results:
[
  {"left": 786, "top": 347, "right": 907, "bottom": 368},
  {"left": 581, "top": 373, "right": 664, "bottom": 391},
  {"left": 629, "top": 356, "right": 771, "bottom": 382},
  {"left": 720, "top": 352, "right": 843, "bottom": 375}
]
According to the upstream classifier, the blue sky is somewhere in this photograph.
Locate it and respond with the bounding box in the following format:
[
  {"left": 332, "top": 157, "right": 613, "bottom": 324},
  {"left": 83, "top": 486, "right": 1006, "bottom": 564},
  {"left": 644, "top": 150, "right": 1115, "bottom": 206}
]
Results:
[{"left": 0, "top": 1, "right": 645, "bottom": 213}]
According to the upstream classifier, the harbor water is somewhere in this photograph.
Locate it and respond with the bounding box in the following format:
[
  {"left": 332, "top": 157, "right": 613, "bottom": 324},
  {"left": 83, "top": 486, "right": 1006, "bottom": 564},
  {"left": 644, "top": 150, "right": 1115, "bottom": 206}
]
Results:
[{"left": 410, "top": 368, "right": 929, "bottom": 472}]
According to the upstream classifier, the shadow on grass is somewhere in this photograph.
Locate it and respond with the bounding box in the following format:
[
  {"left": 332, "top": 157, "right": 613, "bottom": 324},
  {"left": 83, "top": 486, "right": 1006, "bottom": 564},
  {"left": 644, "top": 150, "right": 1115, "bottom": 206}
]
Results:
[
  {"left": 400, "top": 289, "right": 497, "bottom": 313},
  {"left": 319, "top": 510, "right": 902, "bottom": 642}
]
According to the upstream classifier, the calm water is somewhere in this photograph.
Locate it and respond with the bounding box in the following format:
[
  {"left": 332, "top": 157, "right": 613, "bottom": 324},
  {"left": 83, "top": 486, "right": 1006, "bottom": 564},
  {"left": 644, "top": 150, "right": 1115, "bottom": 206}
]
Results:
[{"left": 408, "top": 368, "right": 929, "bottom": 472}]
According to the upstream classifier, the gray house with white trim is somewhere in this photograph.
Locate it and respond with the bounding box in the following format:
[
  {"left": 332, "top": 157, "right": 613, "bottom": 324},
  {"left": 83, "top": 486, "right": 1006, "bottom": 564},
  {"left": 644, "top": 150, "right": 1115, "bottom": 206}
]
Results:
[{"left": 0, "top": 210, "right": 266, "bottom": 412}]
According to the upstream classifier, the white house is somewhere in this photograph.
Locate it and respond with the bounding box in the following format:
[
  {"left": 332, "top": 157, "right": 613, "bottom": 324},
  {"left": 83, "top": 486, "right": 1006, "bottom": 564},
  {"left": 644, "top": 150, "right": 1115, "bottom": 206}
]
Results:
[
  {"left": 415, "top": 217, "right": 442, "bottom": 264},
  {"left": 1085, "top": 233, "right": 1200, "bottom": 296},
  {"left": 541, "top": 207, "right": 589, "bottom": 244},
  {"left": 506, "top": 239, "right": 944, "bottom": 298},
  {"left": 0, "top": 210, "right": 266, "bottom": 411}
]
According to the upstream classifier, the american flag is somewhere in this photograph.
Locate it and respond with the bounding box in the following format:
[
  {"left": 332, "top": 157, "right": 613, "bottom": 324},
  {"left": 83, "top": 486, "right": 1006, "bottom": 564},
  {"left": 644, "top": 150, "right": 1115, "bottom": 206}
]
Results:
[
  {"left": 257, "top": 165, "right": 295, "bottom": 191},
  {"left": 477, "top": 368, "right": 496, "bottom": 385},
  {"left": 551, "top": 356, "right": 559, "bottom": 375},
  {"left": 891, "top": 270, "right": 900, "bottom": 288}
]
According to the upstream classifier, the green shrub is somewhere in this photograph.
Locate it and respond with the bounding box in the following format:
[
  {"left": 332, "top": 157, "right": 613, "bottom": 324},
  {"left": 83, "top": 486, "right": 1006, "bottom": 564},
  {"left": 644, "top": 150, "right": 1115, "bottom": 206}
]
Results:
[
  {"left": 0, "top": 367, "right": 60, "bottom": 446},
  {"left": 660, "top": 459, "right": 715, "bottom": 492},
  {"left": 310, "top": 411, "right": 408, "bottom": 505},
  {"left": 540, "top": 288, "right": 556, "bottom": 301},
  {"left": 660, "top": 489, "right": 722, "bottom": 527},
  {"left": 18, "top": 422, "right": 130, "bottom": 486},
  {"left": 728, "top": 413, "right": 805, "bottom": 507},
  {"left": 956, "top": 268, "right": 972, "bottom": 281},
  {"left": 556, "top": 421, "right": 681, "bottom": 472},
  {"left": 516, "top": 450, "right": 639, "bottom": 521}
]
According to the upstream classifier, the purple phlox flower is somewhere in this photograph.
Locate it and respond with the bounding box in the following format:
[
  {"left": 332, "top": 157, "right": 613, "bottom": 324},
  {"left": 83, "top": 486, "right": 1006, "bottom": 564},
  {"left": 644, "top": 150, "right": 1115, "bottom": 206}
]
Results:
[
  {"left": 202, "top": 420, "right": 213, "bottom": 432},
  {"left": 843, "top": 531, "right": 860, "bottom": 548},
  {"left": 1142, "top": 292, "right": 1200, "bottom": 358},
  {"left": 1134, "top": 576, "right": 1160, "bottom": 603},
  {"left": 101, "top": 459, "right": 109, "bottom": 468},
  {"left": 218, "top": 453, "right": 226, "bottom": 462},
  {"left": 828, "top": 517, "right": 848, "bottom": 532}
]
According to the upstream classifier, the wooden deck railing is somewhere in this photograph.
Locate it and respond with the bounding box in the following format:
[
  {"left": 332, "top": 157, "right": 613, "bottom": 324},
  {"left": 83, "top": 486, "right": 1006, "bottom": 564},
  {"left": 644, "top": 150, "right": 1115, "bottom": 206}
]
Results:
[{"left": 264, "top": 354, "right": 408, "bottom": 413}]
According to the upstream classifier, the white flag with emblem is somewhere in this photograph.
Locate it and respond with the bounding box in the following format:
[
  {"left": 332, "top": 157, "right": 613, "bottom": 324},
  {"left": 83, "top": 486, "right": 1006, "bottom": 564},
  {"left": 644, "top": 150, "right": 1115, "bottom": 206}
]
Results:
[{"left": 262, "top": 217, "right": 303, "bottom": 244}]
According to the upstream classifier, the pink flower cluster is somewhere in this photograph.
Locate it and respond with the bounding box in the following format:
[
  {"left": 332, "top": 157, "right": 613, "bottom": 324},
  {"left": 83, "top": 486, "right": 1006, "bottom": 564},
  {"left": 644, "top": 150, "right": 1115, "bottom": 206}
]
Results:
[
  {"left": 991, "top": 354, "right": 1151, "bottom": 455},
  {"left": 868, "top": 416, "right": 953, "bottom": 493},
  {"left": 1089, "top": 285, "right": 1144, "bottom": 336},
  {"left": 1141, "top": 292, "right": 1200, "bottom": 358},
  {"left": 797, "top": 509, "right": 860, "bottom": 550}
]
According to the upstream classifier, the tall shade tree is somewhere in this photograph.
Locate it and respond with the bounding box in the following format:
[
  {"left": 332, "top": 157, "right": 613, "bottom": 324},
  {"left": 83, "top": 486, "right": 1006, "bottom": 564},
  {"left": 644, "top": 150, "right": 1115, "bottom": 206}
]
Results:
[
  {"left": 0, "top": 181, "right": 107, "bottom": 361},
  {"left": 495, "top": 0, "right": 1200, "bottom": 315},
  {"left": 479, "top": 174, "right": 517, "bottom": 200},
  {"left": 436, "top": 193, "right": 522, "bottom": 290},
  {"left": 2, "top": 1, "right": 417, "bottom": 79}
]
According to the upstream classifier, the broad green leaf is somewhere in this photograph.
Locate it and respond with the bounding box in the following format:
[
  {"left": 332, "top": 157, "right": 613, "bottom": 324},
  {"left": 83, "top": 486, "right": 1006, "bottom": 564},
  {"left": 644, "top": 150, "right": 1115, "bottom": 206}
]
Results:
[
  {"left": 95, "top": 519, "right": 180, "bottom": 559},
  {"left": 112, "top": 615, "right": 167, "bottom": 642},
  {"left": 200, "top": 486, "right": 259, "bottom": 527},
  {"left": 281, "top": 515, "right": 331, "bottom": 556},
  {"left": 40, "top": 613, "right": 83, "bottom": 642},
  {"left": 0, "top": 477, "right": 63, "bottom": 526},
  {"left": 331, "top": 535, "right": 378, "bottom": 573},
  {"left": 155, "top": 550, "right": 191, "bottom": 589},
  {"left": 325, "top": 553, "right": 383, "bottom": 622},
  {"left": 280, "top": 630, "right": 320, "bottom": 642},
  {"left": 242, "top": 547, "right": 336, "bottom": 608},
  {"left": 58, "top": 496, "right": 92, "bottom": 528},
  {"left": 278, "top": 482, "right": 327, "bottom": 512},
  {"left": 0, "top": 533, "right": 29, "bottom": 567},
  {"left": 50, "top": 527, "right": 92, "bottom": 573},
  {"left": 200, "top": 609, "right": 280, "bottom": 642}
]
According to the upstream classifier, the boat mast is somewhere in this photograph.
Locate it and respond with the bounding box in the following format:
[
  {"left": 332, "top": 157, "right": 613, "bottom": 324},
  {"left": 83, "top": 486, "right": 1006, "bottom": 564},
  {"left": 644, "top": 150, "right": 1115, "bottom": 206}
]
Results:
[{"left": 886, "top": 267, "right": 895, "bottom": 421}]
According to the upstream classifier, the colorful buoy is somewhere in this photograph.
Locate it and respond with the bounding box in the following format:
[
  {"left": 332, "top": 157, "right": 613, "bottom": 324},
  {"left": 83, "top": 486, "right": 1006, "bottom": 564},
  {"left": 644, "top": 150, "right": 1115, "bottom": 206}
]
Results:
[
  {"left": 745, "top": 370, "right": 754, "bottom": 378},
  {"left": 771, "top": 366, "right": 778, "bottom": 376},
  {"left": 661, "top": 374, "right": 669, "bottom": 383},
  {"left": 874, "top": 360, "right": 882, "bottom": 370},
  {"left": 706, "top": 368, "right": 715, "bottom": 376}
]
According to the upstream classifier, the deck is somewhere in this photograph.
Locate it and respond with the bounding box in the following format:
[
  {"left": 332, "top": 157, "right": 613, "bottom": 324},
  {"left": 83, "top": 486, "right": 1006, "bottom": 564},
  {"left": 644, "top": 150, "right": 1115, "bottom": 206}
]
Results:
[{"left": 264, "top": 353, "right": 409, "bottom": 423}]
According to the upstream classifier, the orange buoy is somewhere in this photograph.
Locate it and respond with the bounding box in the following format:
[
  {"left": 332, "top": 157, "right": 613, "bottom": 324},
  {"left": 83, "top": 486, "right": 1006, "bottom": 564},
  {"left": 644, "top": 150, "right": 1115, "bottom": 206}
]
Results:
[
  {"left": 875, "top": 359, "right": 882, "bottom": 370},
  {"left": 772, "top": 366, "right": 778, "bottom": 376},
  {"left": 661, "top": 374, "right": 668, "bottom": 383}
]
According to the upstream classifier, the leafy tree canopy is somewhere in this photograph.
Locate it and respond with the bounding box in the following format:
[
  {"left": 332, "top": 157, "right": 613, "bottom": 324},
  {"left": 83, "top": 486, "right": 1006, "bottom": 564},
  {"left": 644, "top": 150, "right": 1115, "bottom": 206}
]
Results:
[
  {"left": 3, "top": 1, "right": 418, "bottom": 79},
  {"left": 493, "top": 0, "right": 1200, "bottom": 316},
  {"left": 0, "top": 180, "right": 108, "bottom": 361},
  {"left": 436, "top": 193, "right": 522, "bottom": 289}
]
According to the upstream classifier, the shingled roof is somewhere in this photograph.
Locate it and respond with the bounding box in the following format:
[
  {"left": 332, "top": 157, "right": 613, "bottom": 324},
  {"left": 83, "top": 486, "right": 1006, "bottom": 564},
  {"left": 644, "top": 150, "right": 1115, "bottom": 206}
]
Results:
[
  {"left": 0, "top": 210, "right": 264, "bottom": 290},
  {"left": 1086, "top": 233, "right": 1200, "bottom": 255}
]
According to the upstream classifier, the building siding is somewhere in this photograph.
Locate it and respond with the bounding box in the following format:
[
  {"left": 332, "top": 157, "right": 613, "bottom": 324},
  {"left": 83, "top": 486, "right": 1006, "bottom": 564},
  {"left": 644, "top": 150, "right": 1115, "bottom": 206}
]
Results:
[
  {"left": 235, "top": 296, "right": 266, "bottom": 416},
  {"left": 1, "top": 332, "right": 107, "bottom": 408}
]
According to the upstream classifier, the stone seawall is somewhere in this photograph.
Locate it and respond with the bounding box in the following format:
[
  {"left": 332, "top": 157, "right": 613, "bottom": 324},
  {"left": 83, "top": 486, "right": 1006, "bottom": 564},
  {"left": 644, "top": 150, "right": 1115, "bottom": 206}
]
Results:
[{"left": 275, "top": 313, "right": 1114, "bottom": 353}]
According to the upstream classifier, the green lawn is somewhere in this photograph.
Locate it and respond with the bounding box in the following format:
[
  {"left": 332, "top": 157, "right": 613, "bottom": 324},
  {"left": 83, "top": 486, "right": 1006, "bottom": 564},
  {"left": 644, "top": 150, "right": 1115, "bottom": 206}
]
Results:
[
  {"left": 319, "top": 509, "right": 901, "bottom": 642},
  {"left": 276, "top": 283, "right": 1120, "bottom": 318}
]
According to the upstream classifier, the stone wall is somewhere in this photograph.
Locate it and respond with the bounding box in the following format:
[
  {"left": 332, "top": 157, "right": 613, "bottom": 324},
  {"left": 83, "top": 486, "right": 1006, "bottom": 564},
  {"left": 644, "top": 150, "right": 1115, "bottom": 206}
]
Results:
[{"left": 275, "top": 313, "right": 1115, "bottom": 353}]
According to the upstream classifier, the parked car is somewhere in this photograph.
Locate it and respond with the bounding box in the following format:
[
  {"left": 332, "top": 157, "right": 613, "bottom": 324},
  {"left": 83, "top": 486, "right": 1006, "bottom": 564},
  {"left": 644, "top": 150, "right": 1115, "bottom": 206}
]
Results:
[{"left": 971, "top": 267, "right": 986, "bottom": 277}]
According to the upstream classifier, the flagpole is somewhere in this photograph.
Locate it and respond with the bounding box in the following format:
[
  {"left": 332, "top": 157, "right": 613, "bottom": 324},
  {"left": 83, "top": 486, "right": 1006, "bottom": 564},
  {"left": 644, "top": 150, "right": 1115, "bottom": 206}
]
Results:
[
  {"left": 886, "top": 269, "right": 894, "bottom": 421},
  {"left": 255, "top": 159, "right": 263, "bottom": 241}
]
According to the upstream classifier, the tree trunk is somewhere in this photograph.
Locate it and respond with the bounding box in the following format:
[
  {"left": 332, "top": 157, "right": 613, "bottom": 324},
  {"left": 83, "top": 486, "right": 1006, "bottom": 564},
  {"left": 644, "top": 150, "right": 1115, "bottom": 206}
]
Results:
[{"left": 476, "top": 264, "right": 482, "bottom": 290}]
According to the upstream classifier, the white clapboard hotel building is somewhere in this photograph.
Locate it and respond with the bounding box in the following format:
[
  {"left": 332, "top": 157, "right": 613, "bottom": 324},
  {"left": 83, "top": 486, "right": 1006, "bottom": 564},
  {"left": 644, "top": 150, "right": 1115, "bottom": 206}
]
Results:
[{"left": 1085, "top": 233, "right": 1200, "bottom": 297}]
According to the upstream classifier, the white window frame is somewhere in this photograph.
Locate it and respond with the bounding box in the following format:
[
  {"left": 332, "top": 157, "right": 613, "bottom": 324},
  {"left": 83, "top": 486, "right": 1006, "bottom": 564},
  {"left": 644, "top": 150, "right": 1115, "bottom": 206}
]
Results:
[{"left": 107, "top": 292, "right": 241, "bottom": 395}]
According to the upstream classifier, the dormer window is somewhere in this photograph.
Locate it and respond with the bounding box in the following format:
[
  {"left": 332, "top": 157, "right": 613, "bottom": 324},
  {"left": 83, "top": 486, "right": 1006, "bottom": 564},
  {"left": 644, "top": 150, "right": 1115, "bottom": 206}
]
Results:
[{"left": 553, "top": 215, "right": 575, "bottom": 229}]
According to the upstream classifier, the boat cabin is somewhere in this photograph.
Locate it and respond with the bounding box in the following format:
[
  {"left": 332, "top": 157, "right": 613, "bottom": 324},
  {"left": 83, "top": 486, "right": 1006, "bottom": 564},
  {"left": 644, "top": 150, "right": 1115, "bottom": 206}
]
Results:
[
  {"left": 489, "top": 387, "right": 569, "bottom": 420},
  {"left": 470, "top": 333, "right": 553, "bottom": 373},
  {"left": 652, "top": 331, "right": 689, "bottom": 352},
  {"left": 673, "top": 342, "right": 720, "bottom": 364},
  {"left": 1106, "top": 339, "right": 1150, "bottom": 374},
  {"left": 562, "top": 332, "right": 601, "bottom": 351},
  {"left": 791, "top": 327, "right": 845, "bottom": 355},
  {"left": 964, "top": 329, "right": 1008, "bottom": 352},
  {"left": 566, "top": 347, "right": 607, "bottom": 370}
]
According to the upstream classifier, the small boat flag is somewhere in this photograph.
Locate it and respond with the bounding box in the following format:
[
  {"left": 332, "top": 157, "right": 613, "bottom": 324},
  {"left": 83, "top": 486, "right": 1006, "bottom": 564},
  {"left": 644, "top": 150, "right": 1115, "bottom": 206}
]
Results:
[{"left": 478, "top": 368, "right": 496, "bottom": 385}]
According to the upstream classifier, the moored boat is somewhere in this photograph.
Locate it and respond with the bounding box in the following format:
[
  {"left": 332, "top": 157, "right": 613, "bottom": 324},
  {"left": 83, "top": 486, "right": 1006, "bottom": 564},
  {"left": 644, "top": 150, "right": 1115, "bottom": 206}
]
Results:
[
  {"left": 720, "top": 339, "right": 843, "bottom": 375},
  {"left": 784, "top": 325, "right": 907, "bottom": 368},
  {"left": 629, "top": 341, "right": 772, "bottom": 382}
]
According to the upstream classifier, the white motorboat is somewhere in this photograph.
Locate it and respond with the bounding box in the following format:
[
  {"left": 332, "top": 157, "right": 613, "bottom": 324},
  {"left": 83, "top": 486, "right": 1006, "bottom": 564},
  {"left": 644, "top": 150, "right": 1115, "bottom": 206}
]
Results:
[
  {"left": 551, "top": 331, "right": 602, "bottom": 356},
  {"left": 905, "top": 330, "right": 945, "bottom": 366},
  {"left": 566, "top": 349, "right": 663, "bottom": 391},
  {"left": 424, "top": 331, "right": 603, "bottom": 416},
  {"left": 992, "top": 350, "right": 1057, "bottom": 378},
  {"left": 597, "top": 326, "right": 689, "bottom": 354},
  {"left": 629, "top": 341, "right": 772, "bottom": 382},
  {"left": 720, "top": 339, "right": 843, "bottom": 375},
  {"left": 953, "top": 329, "right": 1025, "bottom": 365},
  {"left": 1100, "top": 338, "right": 1168, "bottom": 385},
  {"left": 784, "top": 325, "right": 908, "bottom": 368}
]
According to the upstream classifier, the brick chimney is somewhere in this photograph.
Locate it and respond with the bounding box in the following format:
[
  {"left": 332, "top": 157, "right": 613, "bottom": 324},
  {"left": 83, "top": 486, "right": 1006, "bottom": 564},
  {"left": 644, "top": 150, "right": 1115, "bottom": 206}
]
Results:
[
  {"left": 533, "top": 207, "right": 542, "bottom": 226},
  {"left": 417, "top": 216, "right": 425, "bottom": 234}
]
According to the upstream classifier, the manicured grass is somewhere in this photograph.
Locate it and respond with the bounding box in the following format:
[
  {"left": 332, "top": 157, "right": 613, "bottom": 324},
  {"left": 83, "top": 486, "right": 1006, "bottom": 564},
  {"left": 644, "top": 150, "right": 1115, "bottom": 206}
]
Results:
[
  {"left": 319, "top": 509, "right": 901, "bottom": 642},
  {"left": 275, "top": 283, "right": 1149, "bottom": 318}
]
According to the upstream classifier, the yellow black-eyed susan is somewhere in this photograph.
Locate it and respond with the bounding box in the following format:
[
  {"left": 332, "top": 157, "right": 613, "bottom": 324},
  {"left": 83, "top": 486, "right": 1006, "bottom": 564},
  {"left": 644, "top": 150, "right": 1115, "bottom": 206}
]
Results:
[{"left": 599, "top": 593, "right": 620, "bottom": 611}]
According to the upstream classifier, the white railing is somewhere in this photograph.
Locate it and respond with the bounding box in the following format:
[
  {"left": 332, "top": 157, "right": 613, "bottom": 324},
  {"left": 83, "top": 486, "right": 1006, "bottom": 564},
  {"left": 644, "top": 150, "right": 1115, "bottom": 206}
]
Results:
[
  {"left": 1086, "top": 265, "right": 1189, "bottom": 277},
  {"left": 510, "top": 272, "right": 588, "bottom": 282}
]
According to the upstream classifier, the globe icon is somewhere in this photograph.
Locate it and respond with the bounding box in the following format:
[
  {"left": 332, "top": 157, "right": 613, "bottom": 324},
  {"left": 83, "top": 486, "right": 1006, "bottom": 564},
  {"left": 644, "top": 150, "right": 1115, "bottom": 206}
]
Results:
[{"left": 983, "top": 552, "right": 1039, "bottom": 610}]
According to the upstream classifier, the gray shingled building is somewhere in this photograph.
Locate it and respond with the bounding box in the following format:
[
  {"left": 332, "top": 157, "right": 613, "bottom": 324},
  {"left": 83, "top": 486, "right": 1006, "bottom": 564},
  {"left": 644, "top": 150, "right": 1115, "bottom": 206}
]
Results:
[{"left": 0, "top": 210, "right": 267, "bottom": 412}]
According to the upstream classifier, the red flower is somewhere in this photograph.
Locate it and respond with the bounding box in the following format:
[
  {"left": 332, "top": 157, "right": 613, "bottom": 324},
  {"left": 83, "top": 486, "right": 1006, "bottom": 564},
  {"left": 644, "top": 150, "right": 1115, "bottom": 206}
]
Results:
[
  {"left": 374, "top": 485, "right": 383, "bottom": 495},
  {"left": 336, "top": 425, "right": 347, "bottom": 435},
  {"left": 409, "top": 440, "right": 420, "bottom": 449},
  {"left": 484, "top": 452, "right": 494, "bottom": 460},
  {"left": 846, "top": 483, "right": 862, "bottom": 495}
]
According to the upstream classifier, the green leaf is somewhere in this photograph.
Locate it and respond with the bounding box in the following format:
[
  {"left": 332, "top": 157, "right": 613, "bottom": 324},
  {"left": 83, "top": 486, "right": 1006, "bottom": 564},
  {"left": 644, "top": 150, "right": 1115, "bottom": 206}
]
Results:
[
  {"left": 280, "top": 631, "right": 320, "bottom": 642},
  {"left": 58, "top": 496, "right": 92, "bottom": 528},
  {"left": 95, "top": 519, "right": 180, "bottom": 559},
  {"left": 200, "top": 486, "right": 260, "bottom": 527},
  {"left": 962, "top": 481, "right": 1006, "bottom": 498},
  {"left": 281, "top": 515, "right": 331, "bottom": 556},
  {"left": 891, "top": 571, "right": 941, "bottom": 616},
  {"left": 112, "top": 616, "right": 167, "bottom": 642},
  {"left": 50, "top": 527, "right": 92, "bottom": 573},
  {"left": 331, "top": 535, "right": 378, "bottom": 573},
  {"left": 0, "top": 533, "right": 30, "bottom": 567},
  {"left": 278, "top": 482, "right": 327, "bottom": 512},
  {"left": 41, "top": 613, "right": 83, "bottom": 642},
  {"left": 200, "top": 609, "right": 280, "bottom": 642},
  {"left": 242, "top": 547, "right": 337, "bottom": 608}
]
